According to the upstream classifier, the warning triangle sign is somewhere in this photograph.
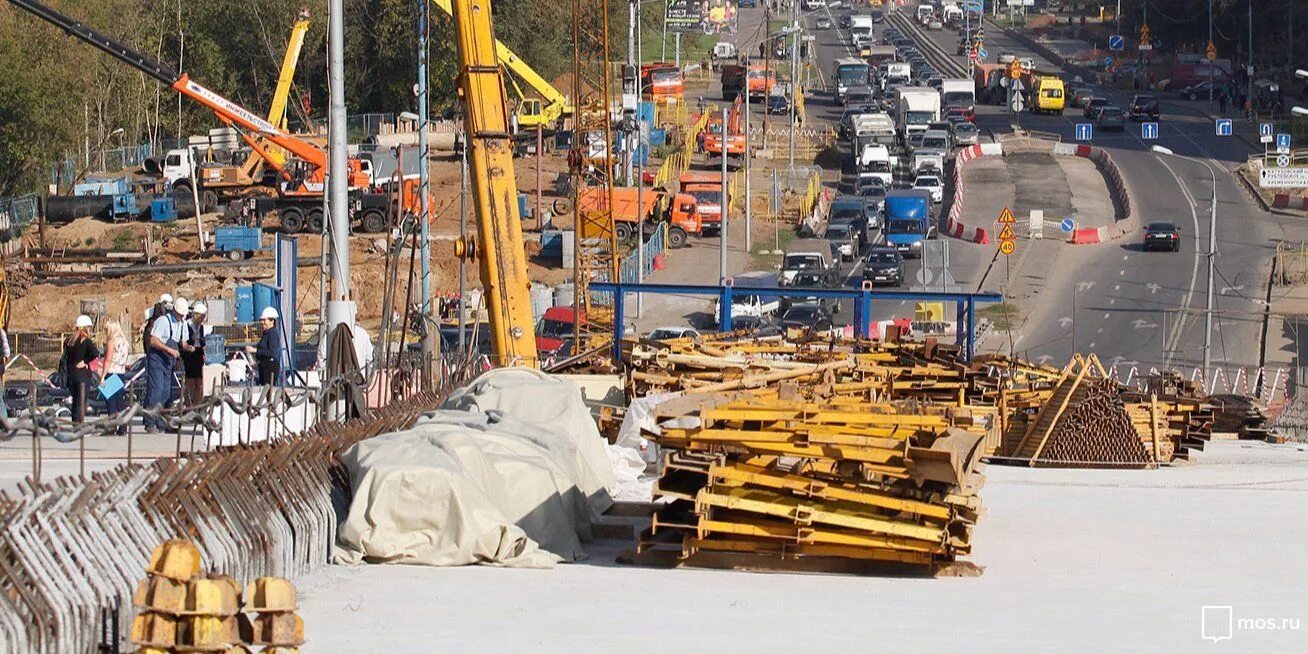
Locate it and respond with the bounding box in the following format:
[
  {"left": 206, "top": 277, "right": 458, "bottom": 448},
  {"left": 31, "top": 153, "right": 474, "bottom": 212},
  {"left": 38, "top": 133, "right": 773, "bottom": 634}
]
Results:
[
  {"left": 999, "top": 224, "right": 1016, "bottom": 240},
  {"left": 998, "top": 207, "right": 1016, "bottom": 223}
]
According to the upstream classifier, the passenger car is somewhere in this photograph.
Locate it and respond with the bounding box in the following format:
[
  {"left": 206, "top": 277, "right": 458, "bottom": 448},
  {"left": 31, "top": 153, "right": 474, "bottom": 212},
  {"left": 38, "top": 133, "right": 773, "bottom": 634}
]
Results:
[
  {"left": 1083, "top": 97, "right": 1108, "bottom": 119},
  {"left": 647, "top": 327, "right": 700, "bottom": 342},
  {"left": 1143, "top": 221, "right": 1180, "bottom": 252},
  {"left": 951, "top": 121, "right": 979, "bottom": 146},
  {"left": 815, "top": 16, "right": 833, "bottom": 29},
  {"left": 912, "top": 174, "right": 945, "bottom": 203},
  {"left": 824, "top": 223, "right": 859, "bottom": 261},
  {"left": 1096, "top": 105, "right": 1126, "bottom": 131},
  {"left": 1070, "top": 87, "right": 1096, "bottom": 108},
  {"left": 862, "top": 246, "right": 904, "bottom": 286},
  {"left": 766, "top": 94, "right": 790, "bottom": 115},
  {"left": 1174, "top": 81, "right": 1216, "bottom": 101},
  {"left": 778, "top": 303, "right": 835, "bottom": 332},
  {"left": 844, "top": 86, "right": 875, "bottom": 107},
  {"left": 1128, "top": 94, "right": 1160, "bottom": 121}
]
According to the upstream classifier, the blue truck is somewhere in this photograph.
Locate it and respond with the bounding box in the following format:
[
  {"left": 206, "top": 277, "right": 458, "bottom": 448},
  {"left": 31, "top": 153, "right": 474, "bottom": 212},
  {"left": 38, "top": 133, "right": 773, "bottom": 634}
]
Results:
[{"left": 883, "top": 189, "right": 935, "bottom": 258}]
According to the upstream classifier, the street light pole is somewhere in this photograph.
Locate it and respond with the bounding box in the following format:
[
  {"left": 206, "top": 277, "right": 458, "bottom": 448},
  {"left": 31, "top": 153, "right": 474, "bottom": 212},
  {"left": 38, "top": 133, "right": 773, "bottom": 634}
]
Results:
[
  {"left": 788, "top": 6, "right": 799, "bottom": 172},
  {"left": 1153, "top": 145, "right": 1218, "bottom": 375},
  {"left": 1208, "top": 0, "right": 1214, "bottom": 107}
]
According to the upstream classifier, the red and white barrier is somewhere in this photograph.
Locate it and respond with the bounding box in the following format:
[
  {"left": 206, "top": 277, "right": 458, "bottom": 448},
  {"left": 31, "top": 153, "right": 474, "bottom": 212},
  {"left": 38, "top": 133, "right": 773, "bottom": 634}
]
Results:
[
  {"left": 1271, "top": 194, "right": 1308, "bottom": 210},
  {"left": 943, "top": 144, "right": 994, "bottom": 244},
  {"left": 1054, "top": 142, "right": 1133, "bottom": 244}
]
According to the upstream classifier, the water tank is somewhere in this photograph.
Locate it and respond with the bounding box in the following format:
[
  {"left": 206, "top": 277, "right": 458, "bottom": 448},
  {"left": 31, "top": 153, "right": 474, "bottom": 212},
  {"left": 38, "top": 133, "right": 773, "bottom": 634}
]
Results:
[
  {"left": 252, "top": 283, "right": 275, "bottom": 320},
  {"left": 553, "top": 282, "right": 575, "bottom": 308},
  {"left": 529, "top": 283, "right": 553, "bottom": 321}
]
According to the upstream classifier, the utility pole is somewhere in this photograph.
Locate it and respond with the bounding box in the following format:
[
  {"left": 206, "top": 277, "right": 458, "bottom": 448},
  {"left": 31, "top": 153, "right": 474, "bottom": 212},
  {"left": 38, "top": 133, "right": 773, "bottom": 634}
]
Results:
[
  {"left": 674, "top": 32, "right": 680, "bottom": 67},
  {"left": 326, "top": 0, "right": 351, "bottom": 324},
  {"left": 744, "top": 53, "right": 752, "bottom": 255},
  {"left": 1203, "top": 166, "right": 1217, "bottom": 375},
  {"left": 1247, "top": 0, "right": 1253, "bottom": 118},
  {"left": 661, "top": 0, "right": 668, "bottom": 62},
  {"left": 788, "top": 4, "right": 799, "bottom": 172},
  {"left": 636, "top": 2, "right": 645, "bottom": 317},
  {"left": 458, "top": 137, "right": 468, "bottom": 352},
  {"left": 720, "top": 106, "right": 728, "bottom": 283},
  {"left": 1208, "top": 0, "right": 1214, "bottom": 107},
  {"left": 418, "top": 0, "right": 435, "bottom": 381}
]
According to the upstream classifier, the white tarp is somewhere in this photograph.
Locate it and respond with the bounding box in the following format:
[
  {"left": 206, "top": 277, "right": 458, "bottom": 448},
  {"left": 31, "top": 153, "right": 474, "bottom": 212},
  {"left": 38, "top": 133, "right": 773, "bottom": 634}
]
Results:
[{"left": 334, "top": 368, "right": 618, "bottom": 568}]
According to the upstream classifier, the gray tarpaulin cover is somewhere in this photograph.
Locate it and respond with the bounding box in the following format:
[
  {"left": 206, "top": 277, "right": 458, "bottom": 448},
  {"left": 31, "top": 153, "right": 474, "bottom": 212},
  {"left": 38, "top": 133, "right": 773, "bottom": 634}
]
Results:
[{"left": 334, "top": 369, "right": 617, "bottom": 568}]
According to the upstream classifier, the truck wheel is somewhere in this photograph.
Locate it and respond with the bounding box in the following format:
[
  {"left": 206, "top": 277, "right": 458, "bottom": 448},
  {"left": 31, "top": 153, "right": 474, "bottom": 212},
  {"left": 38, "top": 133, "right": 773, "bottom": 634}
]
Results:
[
  {"left": 202, "top": 189, "right": 219, "bottom": 213},
  {"left": 280, "top": 208, "right": 305, "bottom": 234},
  {"left": 668, "top": 227, "right": 688, "bottom": 248},
  {"left": 306, "top": 208, "right": 325, "bottom": 234},
  {"left": 615, "top": 222, "right": 633, "bottom": 241},
  {"left": 361, "top": 210, "right": 387, "bottom": 233},
  {"left": 227, "top": 250, "right": 246, "bottom": 262}
]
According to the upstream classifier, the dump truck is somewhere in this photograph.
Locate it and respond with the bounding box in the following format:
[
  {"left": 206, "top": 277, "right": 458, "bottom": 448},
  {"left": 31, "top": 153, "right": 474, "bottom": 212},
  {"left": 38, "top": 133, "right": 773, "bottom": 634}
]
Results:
[
  {"left": 577, "top": 186, "right": 703, "bottom": 248},
  {"left": 720, "top": 63, "right": 777, "bottom": 101},
  {"left": 702, "top": 97, "right": 746, "bottom": 166},
  {"left": 641, "top": 63, "right": 684, "bottom": 100},
  {"left": 679, "top": 171, "right": 728, "bottom": 235}
]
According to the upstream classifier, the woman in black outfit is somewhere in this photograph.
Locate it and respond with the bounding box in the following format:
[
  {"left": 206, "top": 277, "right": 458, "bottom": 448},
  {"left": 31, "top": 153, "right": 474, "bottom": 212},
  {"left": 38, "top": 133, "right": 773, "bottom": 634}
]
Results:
[
  {"left": 63, "top": 314, "right": 101, "bottom": 423},
  {"left": 245, "top": 306, "right": 281, "bottom": 385}
]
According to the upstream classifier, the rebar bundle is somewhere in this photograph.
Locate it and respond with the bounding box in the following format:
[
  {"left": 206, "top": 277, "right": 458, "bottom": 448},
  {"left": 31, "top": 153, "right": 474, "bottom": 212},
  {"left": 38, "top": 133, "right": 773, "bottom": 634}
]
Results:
[{"left": 1036, "top": 380, "right": 1154, "bottom": 468}]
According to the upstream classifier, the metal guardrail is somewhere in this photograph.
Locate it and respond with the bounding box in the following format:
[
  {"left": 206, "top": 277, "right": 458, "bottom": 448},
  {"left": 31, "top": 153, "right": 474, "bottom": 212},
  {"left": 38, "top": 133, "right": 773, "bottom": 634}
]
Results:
[{"left": 887, "top": 12, "right": 970, "bottom": 79}]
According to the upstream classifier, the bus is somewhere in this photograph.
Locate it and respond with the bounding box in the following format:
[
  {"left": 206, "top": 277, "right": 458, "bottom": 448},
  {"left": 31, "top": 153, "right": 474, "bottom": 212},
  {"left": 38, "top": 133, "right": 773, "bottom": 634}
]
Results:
[{"left": 834, "top": 57, "right": 871, "bottom": 103}]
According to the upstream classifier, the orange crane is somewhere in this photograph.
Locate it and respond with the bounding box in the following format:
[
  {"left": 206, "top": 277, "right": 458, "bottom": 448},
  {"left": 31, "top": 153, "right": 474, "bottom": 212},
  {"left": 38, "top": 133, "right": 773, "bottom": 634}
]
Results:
[{"left": 6, "top": 0, "right": 412, "bottom": 235}]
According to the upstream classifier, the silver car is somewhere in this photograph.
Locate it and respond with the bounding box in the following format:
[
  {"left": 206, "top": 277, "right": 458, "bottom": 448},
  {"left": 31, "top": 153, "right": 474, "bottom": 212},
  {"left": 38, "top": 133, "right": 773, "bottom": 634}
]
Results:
[
  {"left": 1096, "top": 105, "right": 1126, "bottom": 131},
  {"left": 952, "top": 121, "right": 979, "bottom": 146}
]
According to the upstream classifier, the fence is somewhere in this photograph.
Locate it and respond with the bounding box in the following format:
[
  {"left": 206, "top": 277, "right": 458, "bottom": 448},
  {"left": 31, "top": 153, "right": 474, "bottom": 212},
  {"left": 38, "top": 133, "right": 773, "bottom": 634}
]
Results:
[
  {"left": 0, "top": 194, "right": 38, "bottom": 257},
  {"left": 593, "top": 222, "right": 668, "bottom": 308}
]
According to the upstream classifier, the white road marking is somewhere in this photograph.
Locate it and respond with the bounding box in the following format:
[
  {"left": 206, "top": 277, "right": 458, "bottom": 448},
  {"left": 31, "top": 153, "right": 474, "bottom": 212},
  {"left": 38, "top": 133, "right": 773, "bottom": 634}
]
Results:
[
  {"left": 1132, "top": 319, "right": 1159, "bottom": 330},
  {"left": 1076, "top": 281, "right": 1095, "bottom": 291},
  {"left": 1058, "top": 316, "right": 1072, "bottom": 328},
  {"left": 1147, "top": 283, "right": 1161, "bottom": 294}
]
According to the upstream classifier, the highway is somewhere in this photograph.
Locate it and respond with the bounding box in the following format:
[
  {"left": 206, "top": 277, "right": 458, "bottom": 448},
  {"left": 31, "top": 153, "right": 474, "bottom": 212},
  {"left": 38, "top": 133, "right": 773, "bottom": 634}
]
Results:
[{"left": 803, "top": 2, "right": 1291, "bottom": 381}]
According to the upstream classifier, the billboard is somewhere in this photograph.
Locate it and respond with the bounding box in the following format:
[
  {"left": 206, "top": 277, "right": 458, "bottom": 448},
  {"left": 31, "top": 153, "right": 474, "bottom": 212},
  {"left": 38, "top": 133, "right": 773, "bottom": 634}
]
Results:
[{"left": 666, "top": 0, "right": 738, "bottom": 35}]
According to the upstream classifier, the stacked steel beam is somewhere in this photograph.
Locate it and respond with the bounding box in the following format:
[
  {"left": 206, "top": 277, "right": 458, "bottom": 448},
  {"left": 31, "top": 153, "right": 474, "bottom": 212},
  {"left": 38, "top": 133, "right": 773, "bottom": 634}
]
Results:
[{"left": 1036, "top": 379, "right": 1154, "bottom": 468}]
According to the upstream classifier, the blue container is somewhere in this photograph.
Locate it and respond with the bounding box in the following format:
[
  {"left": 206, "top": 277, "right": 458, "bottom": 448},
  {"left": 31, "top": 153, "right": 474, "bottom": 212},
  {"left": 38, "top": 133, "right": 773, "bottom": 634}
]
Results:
[
  {"left": 639, "top": 101, "right": 656, "bottom": 125},
  {"left": 517, "top": 193, "right": 532, "bottom": 220},
  {"left": 235, "top": 286, "right": 254, "bottom": 323},
  {"left": 150, "top": 197, "right": 177, "bottom": 222},
  {"left": 214, "top": 226, "right": 262, "bottom": 253},
  {"left": 252, "top": 282, "right": 275, "bottom": 320},
  {"left": 553, "top": 130, "right": 574, "bottom": 150},
  {"left": 539, "top": 230, "right": 564, "bottom": 258},
  {"left": 649, "top": 128, "right": 667, "bottom": 147},
  {"left": 204, "top": 333, "right": 227, "bottom": 364}
]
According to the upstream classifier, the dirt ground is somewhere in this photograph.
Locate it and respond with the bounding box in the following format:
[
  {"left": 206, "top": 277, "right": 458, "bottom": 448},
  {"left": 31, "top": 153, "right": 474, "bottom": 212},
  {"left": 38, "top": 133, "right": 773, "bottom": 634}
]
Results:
[{"left": 10, "top": 153, "right": 577, "bottom": 332}]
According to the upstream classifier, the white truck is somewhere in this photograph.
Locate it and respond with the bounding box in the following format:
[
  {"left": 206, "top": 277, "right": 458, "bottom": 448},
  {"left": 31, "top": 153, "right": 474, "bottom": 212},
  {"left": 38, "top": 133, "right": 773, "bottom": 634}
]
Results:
[
  {"left": 857, "top": 144, "right": 894, "bottom": 188},
  {"left": 942, "top": 3, "right": 964, "bottom": 27},
  {"left": 939, "top": 78, "right": 976, "bottom": 114},
  {"left": 895, "top": 87, "right": 942, "bottom": 138},
  {"left": 883, "top": 62, "right": 911, "bottom": 88},
  {"left": 850, "top": 112, "right": 898, "bottom": 153},
  {"left": 713, "top": 272, "right": 782, "bottom": 325},
  {"left": 849, "top": 14, "right": 874, "bottom": 48}
]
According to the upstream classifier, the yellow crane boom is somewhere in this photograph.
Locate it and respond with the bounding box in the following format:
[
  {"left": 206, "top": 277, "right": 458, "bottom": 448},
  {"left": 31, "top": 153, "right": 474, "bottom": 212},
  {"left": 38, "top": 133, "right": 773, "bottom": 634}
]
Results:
[
  {"left": 451, "top": 0, "right": 538, "bottom": 366},
  {"left": 237, "top": 9, "right": 312, "bottom": 179},
  {"left": 431, "top": 0, "right": 572, "bottom": 129}
]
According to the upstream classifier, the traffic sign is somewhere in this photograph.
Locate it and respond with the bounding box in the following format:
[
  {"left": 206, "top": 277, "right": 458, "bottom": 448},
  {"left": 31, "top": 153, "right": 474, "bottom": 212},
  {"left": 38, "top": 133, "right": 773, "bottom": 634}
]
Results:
[
  {"left": 1277, "top": 154, "right": 1291, "bottom": 168},
  {"left": 1009, "top": 93, "right": 1026, "bottom": 113},
  {"left": 969, "top": 50, "right": 979, "bottom": 62},
  {"left": 1008, "top": 60, "right": 1022, "bottom": 79},
  {"left": 1206, "top": 41, "right": 1217, "bottom": 62},
  {"left": 1260, "top": 123, "right": 1275, "bottom": 144},
  {"left": 1075, "top": 123, "right": 1094, "bottom": 141},
  {"left": 1060, "top": 217, "right": 1076, "bottom": 233},
  {"left": 1103, "top": 56, "right": 1114, "bottom": 68},
  {"left": 964, "top": 0, "right": 982, "bottom": 10},
  {"left": 1260, "top": 167, "right": 1308, "bottom": 188},
  {"left": 999, "top": 240, "right": 1017, "bottom": 255},
  {"left": 1141, "top": 122, "right": 1159, "bottom": 140},
  {"left": 1277, "top": 133, "right": 1292, "bottom": 153},
  {"left": 977, "top": 48, "right": 988, "bottom": 60},
  {"left": 998, "top": 207, "right": 1016, "bottom": 224},
  {"left": 1108, "top": 35, "right": 1124, "bottom": 51},
  {"left": 1215, "top": 119, "right": 1233, "bottom": 137},
  {"left": 1138, "top": 44, "right": 1153, "bottom": 52}
]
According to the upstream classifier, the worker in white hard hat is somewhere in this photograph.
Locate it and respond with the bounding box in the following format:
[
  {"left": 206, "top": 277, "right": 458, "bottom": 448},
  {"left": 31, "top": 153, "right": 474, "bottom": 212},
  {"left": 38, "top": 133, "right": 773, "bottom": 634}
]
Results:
[
  {"left": 181, "top": 301, "right": 209, "bottom": 406},
  {"left": 61, "top": 314, "right": 100, "bottom": 423},
  {"left": 144, "top": 292, "right": 186, "bottom": 433},
  {"left": 245, "top": 306, "right": 281, "bottom": 385}
]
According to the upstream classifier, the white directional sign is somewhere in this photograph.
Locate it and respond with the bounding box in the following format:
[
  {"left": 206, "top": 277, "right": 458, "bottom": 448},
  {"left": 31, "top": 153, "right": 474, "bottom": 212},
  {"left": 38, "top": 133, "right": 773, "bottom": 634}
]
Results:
[
  {"left": 1141, "top": 122, "right": 1159, "bottom": 139},
  {"left": 1260, "top": 167, "right": 1308, "bottom": 188},
  {"left": 1215, "top": 119, "right": 1233, "bottom": 137},
  {"left": 1260, "top": 123, "right": 1274, "bottom": 144},
  {"left": 1010, "top": 92, "right": 1026, "bottom": 113},
  {"left": 1075, "top": 123, "right": 1093, "bottom": 141},
  {"left": 1010, "top": 78, "right": 1025, "bottom": 91}
]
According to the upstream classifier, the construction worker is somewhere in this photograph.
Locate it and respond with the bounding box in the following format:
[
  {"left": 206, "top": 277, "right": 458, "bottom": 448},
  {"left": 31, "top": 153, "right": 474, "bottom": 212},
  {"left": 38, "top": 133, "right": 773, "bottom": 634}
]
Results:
[
  {"left": 181, "top": 302, "right": 208, "bottom": 406},
  {"left": 144, "top": 296, "right": 185, "bottom": 433},
  {"left": 0, "top": 322, "right": 10, "bottom": 421},
  {"left": 245, "top": 307, "right": 281, "bottom": 386},
  {"left": 61, "top": 315, "right": 100, "bottom": 424}
]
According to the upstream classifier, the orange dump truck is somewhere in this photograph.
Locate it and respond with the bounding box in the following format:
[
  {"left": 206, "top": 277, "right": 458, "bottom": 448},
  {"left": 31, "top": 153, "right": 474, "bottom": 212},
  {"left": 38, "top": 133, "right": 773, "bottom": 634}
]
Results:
[
  {"left": 641, "top": 63, "right": 684, "bottom": 100},
  {"left": 577, "top": 186, "right": 702, "bottom": 248},
  {"left": 678, "top": 171, "right": 728, "bottom": 235},
  {"left": 702, "top": 97, "right": 746, "bottom": 163}
]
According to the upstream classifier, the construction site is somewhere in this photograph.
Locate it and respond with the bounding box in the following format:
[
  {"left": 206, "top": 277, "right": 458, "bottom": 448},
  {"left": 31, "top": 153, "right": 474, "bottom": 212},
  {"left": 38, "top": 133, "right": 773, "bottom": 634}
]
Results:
[{"left": 1, "top": 0, "right": 1307, "bottom": 651}]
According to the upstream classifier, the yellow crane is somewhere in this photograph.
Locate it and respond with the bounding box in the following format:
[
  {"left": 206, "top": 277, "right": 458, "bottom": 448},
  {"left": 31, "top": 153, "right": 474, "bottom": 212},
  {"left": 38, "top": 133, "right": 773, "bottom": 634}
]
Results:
[
  {"left": 450, "top": 0, "right": 539, "bottom": 366},
  {"left": 198, "top": 9, "right": 312, "bottom": 191},
  {"left": 431, "top": 0, "right": 572, "bottom": 129}
]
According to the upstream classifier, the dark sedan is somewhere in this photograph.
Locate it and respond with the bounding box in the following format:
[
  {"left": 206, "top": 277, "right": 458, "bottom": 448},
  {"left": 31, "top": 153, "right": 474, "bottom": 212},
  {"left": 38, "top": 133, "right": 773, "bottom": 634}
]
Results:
[
  {"left": 1144, "top": 221, "right": 1180, "bottom": 252},
  {"left": 1129, "top": 94, "right": 1160, "bottom": 121},
  {"left": 779, "top": 303, "right": 835, "bottom": 332},
  {"left": 862, "top": 246, "right": 904, "bottom": 286}
]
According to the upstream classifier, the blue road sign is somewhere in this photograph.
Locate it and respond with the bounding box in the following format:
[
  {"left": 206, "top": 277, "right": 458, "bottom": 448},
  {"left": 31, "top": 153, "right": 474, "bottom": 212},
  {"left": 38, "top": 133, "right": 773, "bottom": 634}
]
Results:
[
  {"left": 1260, "top": 123, "right": 1275, "bottom": 138},
  {"left": 1075, "top": 123, "right": 1094, "bottom": 141},
  {"left": 1277, "top": 133, "right": 1292, "bottom": 153},
  {"left": 1108, "top": 35, "right": 1125, "bottom": 51},
  {"left": 1060, "top": 218, "right": 1076, "bottom": 233},
  {"left": 964, "top": 0, "right": 983, "bottom": 10},
  {"left": 1215, "top": 119, "right": 1233, "bottom": 137},
  {"left": 977, "top": 48, "right": 989, "bottom": 60},
  {"left": 1141, "top": 122, "right": 1159, "bottom": 139},
  {"left": 1103, "top": 56, "right": 1114, "bottom": 68}
]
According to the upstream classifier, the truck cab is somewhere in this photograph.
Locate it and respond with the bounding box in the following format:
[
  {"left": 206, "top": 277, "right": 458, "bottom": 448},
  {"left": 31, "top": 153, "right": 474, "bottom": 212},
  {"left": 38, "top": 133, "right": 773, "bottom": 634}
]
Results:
[
  {"left": 780, "top": 238, "right": 836, "bottom": 285},
  {"left": 640, "top": 63, "right": 684, "bottom": 100},
  {"left": 535, "top": 306, "right": 580, "bottom": 358},
  {"left": 884, "top": 189, "right": 935, "bottom": 258},
  {"left": 680, "top": 171, "right": 727, "bottom": 235},
  {"left": 857, "top": 144, "right": 894, "bottom": 189}
]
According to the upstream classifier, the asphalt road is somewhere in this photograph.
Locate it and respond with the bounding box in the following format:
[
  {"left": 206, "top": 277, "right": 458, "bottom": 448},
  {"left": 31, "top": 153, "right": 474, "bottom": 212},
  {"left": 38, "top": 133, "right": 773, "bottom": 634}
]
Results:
[{"left": 834, "top": 3, "right": 1289, "bottom": 380}]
